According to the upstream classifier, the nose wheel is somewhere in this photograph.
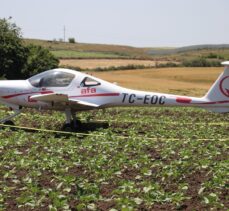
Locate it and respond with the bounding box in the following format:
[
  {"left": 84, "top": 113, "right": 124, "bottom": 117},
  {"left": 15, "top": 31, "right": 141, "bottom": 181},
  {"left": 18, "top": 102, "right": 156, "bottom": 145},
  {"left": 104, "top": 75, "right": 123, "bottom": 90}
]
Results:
[
  {"left": 62, "top": 108, "right": 82, "bottom": 132},
  {"left": 3, "top": 120, "right": 15, "bottom": 126},
  {"left": 0, "top": 109, "right": 21, "bottom": 129}
]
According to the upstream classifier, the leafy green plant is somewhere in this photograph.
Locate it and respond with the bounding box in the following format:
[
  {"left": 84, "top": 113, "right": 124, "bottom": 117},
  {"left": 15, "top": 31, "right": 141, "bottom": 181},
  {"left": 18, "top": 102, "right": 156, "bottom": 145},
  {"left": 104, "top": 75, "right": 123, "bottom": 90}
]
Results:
[{"left": 0, "top": 107, "right": 228, "bottom": 210}]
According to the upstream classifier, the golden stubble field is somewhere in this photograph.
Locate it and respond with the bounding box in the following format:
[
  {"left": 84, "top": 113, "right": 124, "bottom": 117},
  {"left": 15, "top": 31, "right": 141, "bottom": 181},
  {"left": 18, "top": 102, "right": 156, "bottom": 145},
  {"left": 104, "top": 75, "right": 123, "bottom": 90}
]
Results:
[
  {"left": 60, "top": 59, "right": 222, "bottom": 97},
  {"left": 88, "top": 67, "right": 222, "bottom": 97},
  {"left": 60, "top": 59, "right": 170, "bottom": 69}
]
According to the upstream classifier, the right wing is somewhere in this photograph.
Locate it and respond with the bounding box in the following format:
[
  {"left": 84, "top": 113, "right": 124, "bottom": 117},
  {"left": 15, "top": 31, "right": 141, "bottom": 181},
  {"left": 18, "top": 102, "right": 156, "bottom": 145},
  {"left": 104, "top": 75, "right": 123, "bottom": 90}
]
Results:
[
  {"left": 30, "top": 93, "right": 68, "bottom": 102},
  {"left": 30, "top": 93, "right": 100, "bottom": 109}
]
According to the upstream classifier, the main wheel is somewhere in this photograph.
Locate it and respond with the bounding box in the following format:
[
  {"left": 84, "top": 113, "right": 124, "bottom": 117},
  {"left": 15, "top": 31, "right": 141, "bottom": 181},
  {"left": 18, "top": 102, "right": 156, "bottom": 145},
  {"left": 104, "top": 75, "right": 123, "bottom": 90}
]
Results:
[
  {"left": 62, "top": 120, "right": 82, "bottom": 132},
  {"left": 71, "top": 119, "right": 82, "bottom": 129},
  {"left": 62, "top": 123, "right": 73, "bottom": 132}
]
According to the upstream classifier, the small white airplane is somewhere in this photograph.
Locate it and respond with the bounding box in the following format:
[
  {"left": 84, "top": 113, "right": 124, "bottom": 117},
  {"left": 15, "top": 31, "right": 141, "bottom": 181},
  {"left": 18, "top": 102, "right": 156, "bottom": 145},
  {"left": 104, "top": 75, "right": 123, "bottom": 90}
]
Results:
[{"left": 0, "top": 61, "right": 229, "bottom": 131}]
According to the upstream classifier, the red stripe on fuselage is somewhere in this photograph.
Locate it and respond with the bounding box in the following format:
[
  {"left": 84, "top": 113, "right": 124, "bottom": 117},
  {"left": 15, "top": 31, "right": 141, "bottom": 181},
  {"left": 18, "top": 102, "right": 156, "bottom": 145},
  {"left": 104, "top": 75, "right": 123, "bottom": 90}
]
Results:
[
  {"left": 1, "top": 91, "right": 54, "bottom": 99},
  {"left": 176, "top": 97, "right": 192, "bottom": 103},
  {"left": 193, "top": 100, "right": 229, "bottom": 105},
  {"left": 176, "top": 96, "right": 229, "bottom": 105},
  {"left": 70, "top": 93, "right": 120, "bottom": 98}
]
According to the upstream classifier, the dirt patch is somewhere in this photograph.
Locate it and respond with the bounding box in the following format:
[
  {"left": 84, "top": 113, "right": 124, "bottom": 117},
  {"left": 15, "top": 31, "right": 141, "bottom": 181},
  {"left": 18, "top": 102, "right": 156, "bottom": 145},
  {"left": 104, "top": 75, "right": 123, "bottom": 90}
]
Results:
[
  {"left": 180, "top": 170, "right": 212, "bottom": 210},
  {"left": 145, "top": 147, "right": 162, "bottom": 160},
  {"left": 219, "top": 188, "right": 229, "bottom": 208},
  {"left": 96, "top": 200, "right": 116, "bottom": 211},
  {"left": 100, "top": 183, "right": 117, "bottom": 197},
  {"left": 121, "top": 168, "right": 140, "bottom": 180},
  {"left": 4, "top": 173, "right": 26, "bottom": 210},
  {"left": 68, "top": 165, "right": 86, "bottom": 177},
  {"left": 37, "top": 171, "right": 57, "bottom": 189},
  {"left": 17, "top": 144, "right": 33, "bottom": 155},
  {"left": 68, "top": 199, "right": 80, "bottom": 211},
  {"left": 138, "top": 203, "right": 175, "bottom": 211}
]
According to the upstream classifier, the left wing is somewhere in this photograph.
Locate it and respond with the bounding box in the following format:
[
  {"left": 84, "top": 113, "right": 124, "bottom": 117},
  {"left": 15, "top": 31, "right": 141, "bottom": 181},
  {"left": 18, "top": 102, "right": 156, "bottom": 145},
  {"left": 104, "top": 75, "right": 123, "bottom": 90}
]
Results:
[
  {"left": 30, "top": 93, "right": 99, "bottom": 108},
  {"left": 69, "top": 99, "right": 99, "bottom": 108}
]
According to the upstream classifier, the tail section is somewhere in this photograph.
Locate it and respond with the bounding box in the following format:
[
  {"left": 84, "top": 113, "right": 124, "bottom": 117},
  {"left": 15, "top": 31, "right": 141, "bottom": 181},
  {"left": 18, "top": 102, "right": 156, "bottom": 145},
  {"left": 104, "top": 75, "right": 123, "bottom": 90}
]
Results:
[{"left": 204, "top": 61, "right": 229, "bottom": 113}]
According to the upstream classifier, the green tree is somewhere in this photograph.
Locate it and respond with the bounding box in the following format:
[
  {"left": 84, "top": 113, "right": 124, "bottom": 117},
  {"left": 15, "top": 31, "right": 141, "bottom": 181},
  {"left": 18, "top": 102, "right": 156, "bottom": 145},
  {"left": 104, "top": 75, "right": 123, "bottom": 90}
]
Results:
[
  {"left": 0, "top": 18, "right": 28, "bottom": 79},
  {"left": 22, "top": 44, "right": 59, "bottom": 78},
  {"left": 0, "top": 18, "right": 59, "bottom": 79}
]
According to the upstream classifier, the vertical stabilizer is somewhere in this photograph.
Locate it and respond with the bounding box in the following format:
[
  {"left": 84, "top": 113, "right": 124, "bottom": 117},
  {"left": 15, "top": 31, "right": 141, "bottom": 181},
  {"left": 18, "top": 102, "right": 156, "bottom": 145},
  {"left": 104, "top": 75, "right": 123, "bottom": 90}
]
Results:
[{"left": 204, "top": 61, "right": 229, "bottom": 101}]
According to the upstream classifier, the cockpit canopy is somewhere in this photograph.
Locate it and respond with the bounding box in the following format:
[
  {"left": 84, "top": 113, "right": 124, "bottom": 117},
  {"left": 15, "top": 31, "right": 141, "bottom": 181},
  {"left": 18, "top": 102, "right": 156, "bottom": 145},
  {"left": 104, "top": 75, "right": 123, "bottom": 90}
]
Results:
[{"left": 28, "top": 70, "right": 75, "bottom": 88}]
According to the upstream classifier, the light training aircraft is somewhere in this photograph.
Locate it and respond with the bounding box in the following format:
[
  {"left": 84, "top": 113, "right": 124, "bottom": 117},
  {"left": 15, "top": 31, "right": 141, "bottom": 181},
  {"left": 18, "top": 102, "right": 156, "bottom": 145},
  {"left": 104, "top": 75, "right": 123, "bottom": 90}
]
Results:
[{"left": 0, "top": 62, "right": 229, "bottom": 131}]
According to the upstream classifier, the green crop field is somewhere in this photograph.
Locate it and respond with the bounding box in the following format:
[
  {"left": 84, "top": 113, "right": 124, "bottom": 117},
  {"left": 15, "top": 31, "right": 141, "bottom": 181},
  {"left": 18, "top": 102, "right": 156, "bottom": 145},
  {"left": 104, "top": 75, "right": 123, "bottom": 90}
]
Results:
[
  {"left": 0, "top": 107, "right": 228, "bottom": 210},
  {"left": 2, "top": 31, "right": 226, "bottom": 211},
  {"left": 51, "top": 50, "right": 128, "bottom": 59},
  {"left": 23, "top": 39, "right": 150, "bottom": 59}
]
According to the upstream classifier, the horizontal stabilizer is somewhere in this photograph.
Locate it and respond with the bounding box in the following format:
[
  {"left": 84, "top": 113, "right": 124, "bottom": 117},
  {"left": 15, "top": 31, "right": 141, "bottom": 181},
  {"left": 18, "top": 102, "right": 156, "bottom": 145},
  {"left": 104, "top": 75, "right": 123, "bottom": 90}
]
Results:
[
  {"left": 30, "top": 93, "right": 68, "bottom": 102},
  {"left": 205, "top": 107, "right": 229, "bottom": 113}
]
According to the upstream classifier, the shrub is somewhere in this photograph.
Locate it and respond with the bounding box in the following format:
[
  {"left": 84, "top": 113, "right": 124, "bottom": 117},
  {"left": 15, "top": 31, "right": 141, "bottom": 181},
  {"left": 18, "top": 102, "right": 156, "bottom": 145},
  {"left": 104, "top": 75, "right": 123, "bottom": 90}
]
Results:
[
  {"left": 182, "top": 58, "right": 221, "bottom": 67},
  {"left": 68, "top": 38, "right": 76, "bottom": 43},
  {"left": 206, "top": 53, "right": 218, "bottom": 59},
  {"left": 156, "top": 62, "right": 179, "bottom": 68},
  {"left": 205, "top": 53, "right": 225, "bottom": 60}
]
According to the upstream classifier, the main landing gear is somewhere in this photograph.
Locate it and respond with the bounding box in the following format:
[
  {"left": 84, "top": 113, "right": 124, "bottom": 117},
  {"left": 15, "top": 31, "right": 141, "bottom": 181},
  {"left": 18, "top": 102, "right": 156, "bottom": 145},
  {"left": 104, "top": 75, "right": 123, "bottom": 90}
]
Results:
[{"left": 62, "top": 108, "right": 82, "bottom": 132}]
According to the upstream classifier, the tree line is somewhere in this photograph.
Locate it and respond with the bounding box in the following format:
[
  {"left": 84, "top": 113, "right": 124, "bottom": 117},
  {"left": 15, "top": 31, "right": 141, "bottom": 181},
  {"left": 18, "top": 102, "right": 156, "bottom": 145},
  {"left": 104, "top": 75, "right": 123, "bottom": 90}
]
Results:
[{"left": 0, "top": 18, "right": 59, "bottom": 79}]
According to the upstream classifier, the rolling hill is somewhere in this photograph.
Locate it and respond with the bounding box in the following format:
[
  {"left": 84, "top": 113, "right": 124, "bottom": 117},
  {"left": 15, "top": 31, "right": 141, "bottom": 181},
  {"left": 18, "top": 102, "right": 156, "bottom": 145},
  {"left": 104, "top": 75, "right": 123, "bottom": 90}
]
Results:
[{"left": 24, "top": 39, "right": 229, "bottom": 63}]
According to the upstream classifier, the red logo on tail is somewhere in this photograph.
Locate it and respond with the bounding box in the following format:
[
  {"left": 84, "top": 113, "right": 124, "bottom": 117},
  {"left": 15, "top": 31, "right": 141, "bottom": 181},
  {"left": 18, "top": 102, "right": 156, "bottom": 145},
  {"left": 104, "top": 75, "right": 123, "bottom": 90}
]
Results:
[
  {"left": 219, "top": 76, "right": 229, "bottom": 97},
  {"left": 226, "top": 89, "right": 229, "bottom": 95}
]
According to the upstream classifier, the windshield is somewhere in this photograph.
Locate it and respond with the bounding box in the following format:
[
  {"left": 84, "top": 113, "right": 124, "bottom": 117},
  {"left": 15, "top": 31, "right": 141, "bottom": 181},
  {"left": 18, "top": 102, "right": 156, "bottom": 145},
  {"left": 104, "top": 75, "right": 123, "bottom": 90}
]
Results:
[{"left": 29, "top": 70, "right": 75, "bottom": 88}]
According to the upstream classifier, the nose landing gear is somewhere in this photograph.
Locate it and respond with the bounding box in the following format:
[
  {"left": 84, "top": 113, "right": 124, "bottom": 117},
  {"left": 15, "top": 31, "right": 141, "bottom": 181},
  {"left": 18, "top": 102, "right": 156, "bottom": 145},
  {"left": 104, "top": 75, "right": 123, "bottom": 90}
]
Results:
[{"left": 0, "top": 109, "right": 21, "bottom": 128}]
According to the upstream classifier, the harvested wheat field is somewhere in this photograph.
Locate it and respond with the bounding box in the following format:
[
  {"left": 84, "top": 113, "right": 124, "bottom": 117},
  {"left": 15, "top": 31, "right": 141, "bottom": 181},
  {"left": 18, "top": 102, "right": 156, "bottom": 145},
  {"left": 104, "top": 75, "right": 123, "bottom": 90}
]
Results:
[
  {"left": 89, "top": 67, "right": 222, "bottom": 97},
  {"left": 60, "top": 59, "right": 169, "bottom": 69}
]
